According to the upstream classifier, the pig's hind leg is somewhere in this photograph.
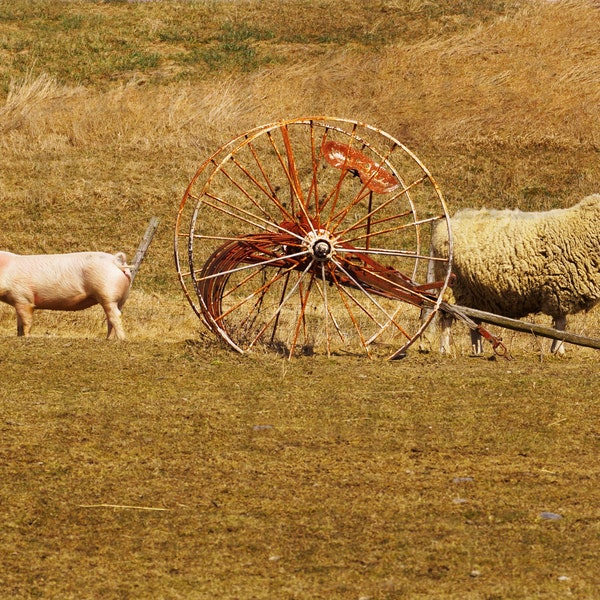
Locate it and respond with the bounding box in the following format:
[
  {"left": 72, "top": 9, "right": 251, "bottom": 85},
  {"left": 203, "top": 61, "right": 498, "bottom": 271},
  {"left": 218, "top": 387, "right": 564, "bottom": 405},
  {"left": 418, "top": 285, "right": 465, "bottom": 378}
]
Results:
[{"left": 102, "top": 301, "right": 125, "bottom": 340}]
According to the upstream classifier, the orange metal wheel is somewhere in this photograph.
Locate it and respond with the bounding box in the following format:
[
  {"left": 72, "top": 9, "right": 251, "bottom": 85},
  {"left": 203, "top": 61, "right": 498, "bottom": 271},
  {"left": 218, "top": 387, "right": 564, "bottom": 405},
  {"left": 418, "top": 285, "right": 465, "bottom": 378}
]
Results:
[{"left": 175, "top": 117, "right": 453, "bottom": 358}]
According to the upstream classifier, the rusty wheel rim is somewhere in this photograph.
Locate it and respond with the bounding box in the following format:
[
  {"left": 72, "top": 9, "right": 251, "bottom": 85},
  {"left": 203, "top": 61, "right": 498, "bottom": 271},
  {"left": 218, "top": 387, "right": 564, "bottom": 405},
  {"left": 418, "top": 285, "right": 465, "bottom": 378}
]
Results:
[{"left": 175, "top": 117, "right": 453, "bottom": 358}]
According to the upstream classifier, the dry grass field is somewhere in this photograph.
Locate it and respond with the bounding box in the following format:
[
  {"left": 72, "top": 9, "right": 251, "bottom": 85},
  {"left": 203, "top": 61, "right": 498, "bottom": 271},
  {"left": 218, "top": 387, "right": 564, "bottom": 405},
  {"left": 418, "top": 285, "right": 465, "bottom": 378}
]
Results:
[{"left": 1, "top": 0, "right": 600, "bottom": 598}]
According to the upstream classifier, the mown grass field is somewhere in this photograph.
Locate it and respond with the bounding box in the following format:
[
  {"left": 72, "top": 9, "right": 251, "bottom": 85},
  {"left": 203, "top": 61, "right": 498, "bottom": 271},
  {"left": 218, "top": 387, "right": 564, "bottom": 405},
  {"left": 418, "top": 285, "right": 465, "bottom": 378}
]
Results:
[{"left": 1, "top": 1, "right": 599, "bottom": 598}]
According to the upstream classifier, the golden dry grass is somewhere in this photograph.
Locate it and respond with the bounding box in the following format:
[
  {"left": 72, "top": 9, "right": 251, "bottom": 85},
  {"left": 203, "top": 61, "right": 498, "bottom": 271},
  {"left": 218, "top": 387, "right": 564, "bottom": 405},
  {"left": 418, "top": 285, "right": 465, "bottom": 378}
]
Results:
[
  {"left": 2, "top": 340, "right": 600, "bottom": 599},
  {"left": 1, "top": 1, "right": 600, "bottom": 598},
  {"left": 2, "top": 0, "right": 600, "bottom": 345}
]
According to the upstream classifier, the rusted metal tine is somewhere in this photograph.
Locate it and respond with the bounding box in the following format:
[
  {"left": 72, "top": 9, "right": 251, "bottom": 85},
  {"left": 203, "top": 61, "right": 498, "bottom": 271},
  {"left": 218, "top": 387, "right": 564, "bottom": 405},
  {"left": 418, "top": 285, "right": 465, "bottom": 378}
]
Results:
[{"left": 197, "top": 229, "right": 514, "bottom": 359}]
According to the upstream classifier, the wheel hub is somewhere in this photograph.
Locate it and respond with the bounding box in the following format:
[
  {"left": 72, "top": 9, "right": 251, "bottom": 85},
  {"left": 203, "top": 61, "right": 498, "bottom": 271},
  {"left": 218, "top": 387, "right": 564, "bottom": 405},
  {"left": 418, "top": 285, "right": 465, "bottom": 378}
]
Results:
[{"left": 303, "top": 229, "right": 336, "bottom": 262}]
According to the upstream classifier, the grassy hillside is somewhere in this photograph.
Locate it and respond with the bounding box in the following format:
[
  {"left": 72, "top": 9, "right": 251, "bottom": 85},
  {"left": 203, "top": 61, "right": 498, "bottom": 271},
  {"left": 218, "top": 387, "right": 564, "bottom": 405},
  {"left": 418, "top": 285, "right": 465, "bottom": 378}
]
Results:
[
  {"left": 0, "top": 0, "right": 521, "bottom": 89},
  {"left": 1, "top": 2, "right": 600, "bottom": 598},
  {"left": 2, "top": 0, "right": 599, "bottom": 339}
]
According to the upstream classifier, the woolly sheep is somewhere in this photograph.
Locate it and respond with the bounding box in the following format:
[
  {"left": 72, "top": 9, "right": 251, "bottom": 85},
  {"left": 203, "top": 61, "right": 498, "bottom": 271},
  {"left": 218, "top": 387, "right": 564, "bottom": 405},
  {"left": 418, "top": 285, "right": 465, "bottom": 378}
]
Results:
[{"left": 427, "top": 194, "right": 600, "bottom": 355}]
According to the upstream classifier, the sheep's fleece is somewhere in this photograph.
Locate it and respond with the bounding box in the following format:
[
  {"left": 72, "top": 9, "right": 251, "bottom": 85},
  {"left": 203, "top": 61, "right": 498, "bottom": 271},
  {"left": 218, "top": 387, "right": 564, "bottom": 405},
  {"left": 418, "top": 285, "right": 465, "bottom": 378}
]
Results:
[{"left": 430, "top": 194, "right": 600, "bottom": 321}]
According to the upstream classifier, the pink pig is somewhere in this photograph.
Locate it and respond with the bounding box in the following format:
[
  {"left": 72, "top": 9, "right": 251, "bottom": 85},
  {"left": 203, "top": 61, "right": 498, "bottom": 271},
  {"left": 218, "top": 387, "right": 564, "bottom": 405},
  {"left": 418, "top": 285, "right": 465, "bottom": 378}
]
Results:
[{"left": 0, "top": 251, "right": 131, "bottom": 339}]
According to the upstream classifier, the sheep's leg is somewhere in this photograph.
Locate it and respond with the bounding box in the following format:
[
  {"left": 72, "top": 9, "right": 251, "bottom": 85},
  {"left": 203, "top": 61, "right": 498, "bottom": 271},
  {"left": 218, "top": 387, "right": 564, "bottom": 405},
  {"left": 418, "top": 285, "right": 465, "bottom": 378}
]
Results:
[
  {"left": 14, "top": 303, "right": 34, "bottom": 337},
  {"left": 418, "top": 245, "right": 437, "bottom": 353},
  {"left": 469, "top": 326, "right": 484, "bottom": 356},
  {"left": 418, "top": 306, "right": 434, "bottom": 353},
  {"left": 418, "top": 335, "right": 431, "bottom": 353},
  {"left": 550, "top": 315, "right": 567, "bottom": 355},
  {"left": 103, "top": 302, "right": 125, "bottom": 340},
  {"left": 439, "top": 311, "right": 454, "bottom": 354}
]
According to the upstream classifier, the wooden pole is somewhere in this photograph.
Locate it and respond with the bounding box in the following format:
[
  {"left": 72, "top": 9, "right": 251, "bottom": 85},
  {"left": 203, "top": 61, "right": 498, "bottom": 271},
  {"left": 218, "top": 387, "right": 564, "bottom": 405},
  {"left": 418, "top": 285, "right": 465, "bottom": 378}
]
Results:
[
  {"left": 129, "top": 216, "right": 160, "bottom": 286},
  {"left": 452, "top": 305, "right": 600, "bottom": 351}
]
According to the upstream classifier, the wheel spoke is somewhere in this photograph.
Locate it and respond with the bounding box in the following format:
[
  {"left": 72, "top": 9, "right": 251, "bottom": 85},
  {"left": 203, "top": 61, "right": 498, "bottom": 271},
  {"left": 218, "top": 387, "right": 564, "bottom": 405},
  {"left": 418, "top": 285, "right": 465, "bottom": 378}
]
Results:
[
  {"left": 196, "top": 249, "right": 308, "bottom": 282},
  {"left": 307, "top": 122, "right": 324, "bottom": 222},
  {"left": 319, "top": 262, "right": 331, "bottom": 355},
  {"left": 322, "top": 125, "right": 359, "bottom": 229},
  {"left": 340, "top": 214, "right": 447, "bottom": 246},
  {"left": 213, "top": 260, "right": 306, "bottom": 336},
  {"left": 219, "top": 267, "right": 289, "bottom": 332},
  {"left": 202, "top": 194, "right": 305, "bottom": 241},
  {"left": 332, "top": 176, "right": 428, "bottom": 240},
  {"left": 340, "top": 208, "right": 414, "bottom": 237},
  {"left": 333, "top": 255, "right": 425, "bottom": 344},
  {"left": 229, "top": 153, "right": 295, "bottom": 224},
  {"left": 287, "top": 273, "right": 316, "bottom": 358},
  {"left": 329, "top": 269, "right": 374, "bottom": 356},
  {"left": 266, "top": 127, "right": 313, "bottom": 229},
  {"left": 246, "top": 258, "right": 316, "bottom": 350},
  {"left": 330, "top": 257, "right": 406, "bottom": 332},
  {"left": 269, "top": 271, "right": 291, "bottom": 345}
]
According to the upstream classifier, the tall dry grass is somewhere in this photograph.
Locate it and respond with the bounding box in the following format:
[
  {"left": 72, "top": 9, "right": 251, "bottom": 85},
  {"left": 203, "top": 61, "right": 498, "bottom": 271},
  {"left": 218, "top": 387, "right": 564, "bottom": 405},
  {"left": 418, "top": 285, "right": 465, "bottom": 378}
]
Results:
[
  {"left": 1, "top": 0, "right": 599, "bottom": 344},
  {"left": 2, "top": 1, "right": 599, "bottom": 153}
]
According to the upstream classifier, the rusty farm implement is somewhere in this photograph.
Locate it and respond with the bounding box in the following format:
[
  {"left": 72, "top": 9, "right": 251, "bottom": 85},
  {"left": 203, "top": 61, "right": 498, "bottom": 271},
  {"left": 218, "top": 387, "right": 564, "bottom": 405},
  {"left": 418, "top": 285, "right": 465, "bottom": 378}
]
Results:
[{"left": 174, "top": 117, "right": 600, "bottom": 359}]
